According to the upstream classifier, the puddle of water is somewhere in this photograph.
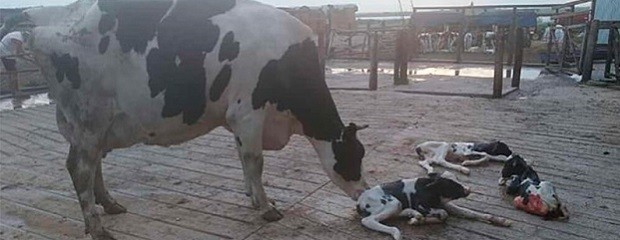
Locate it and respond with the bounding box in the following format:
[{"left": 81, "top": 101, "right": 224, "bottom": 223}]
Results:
[
  {"left": 328, "top": 66, "right": 542, "bottom": 79},
  {"left": 0, "top": 93, "right": 52, "bottom": 111}
]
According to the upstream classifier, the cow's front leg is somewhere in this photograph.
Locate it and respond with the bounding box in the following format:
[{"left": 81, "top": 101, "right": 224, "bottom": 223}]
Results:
[
  {"left": 66, "top": 145, "right": 115, "bottom": 240},
  {"left": 229, "top": 111, "right": 282, "bottom": 222},
  {"left": 94, "top": 154, "right": 126, "bottom": 214}
]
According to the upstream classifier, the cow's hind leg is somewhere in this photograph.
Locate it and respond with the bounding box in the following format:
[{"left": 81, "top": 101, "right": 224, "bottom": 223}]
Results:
[
  {"left": 229, "top": 111, "right": 282, "bottom": 221},
  {"left": 94, "top": 155, "right": 126, "bottom": 214},
  {"left": 67, "top": 145, "right": 115, "bottom": 240}
]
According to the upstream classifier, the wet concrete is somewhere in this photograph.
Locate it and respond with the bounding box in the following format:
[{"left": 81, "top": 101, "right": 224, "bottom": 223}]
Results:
[
  {"left": 327, "top": 65, "right": 543, "bottom": 80},
  {"left": 0, "top": 93, "right": 52, "bottom": 112}
]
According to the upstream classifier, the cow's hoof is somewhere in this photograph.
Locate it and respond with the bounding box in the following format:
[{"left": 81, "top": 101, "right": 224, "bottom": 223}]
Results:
[
  {"left": 102, "top": 202, "right": 127, "bottom": 215},
  {"left": 261, "top": 207, "right": 283, "bottom": 222},
  {"left": 91, "top": 228, "right": 116, "bottom": 240},
  {"left": 460, "top": 168, "right": 471, "bottom": 175}
]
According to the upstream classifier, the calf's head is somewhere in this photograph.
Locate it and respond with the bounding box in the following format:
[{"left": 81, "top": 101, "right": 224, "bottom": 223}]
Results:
[
  {"left": 499, "top": 155, "right": 539, "bottom": 185},
  {"left": 489, "top": 141, "right": 513, "bottom": 156},
  {"left": 420, "top": 172, "right": 471, "bottom": 207},
  {"left": 328, "top": 123, "right": 369, "bottom": 200}
]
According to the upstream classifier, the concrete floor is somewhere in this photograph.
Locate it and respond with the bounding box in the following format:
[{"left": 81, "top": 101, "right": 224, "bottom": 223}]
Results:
[{"left": 1, "top": 68, "right": 619, "bottom": 240}]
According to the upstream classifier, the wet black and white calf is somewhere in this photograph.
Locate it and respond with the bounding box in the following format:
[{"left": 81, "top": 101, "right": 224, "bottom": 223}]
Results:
[
  {"left": 356, "top": 172, "right": 511, "bottom": 240},
  {"left": 4, "top": 0, "right": 371, "bottom": 239},
  {"left": 500, "top": 155, "right": 569, "bottom": 220},
  {"left": 415, "top": 140, "right": 514, "bottom": 175}
]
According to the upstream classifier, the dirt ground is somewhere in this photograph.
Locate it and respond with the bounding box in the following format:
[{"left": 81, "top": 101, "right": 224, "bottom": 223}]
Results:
[{"left": 0, "top": 62, "right": 619, "bottom": 240}]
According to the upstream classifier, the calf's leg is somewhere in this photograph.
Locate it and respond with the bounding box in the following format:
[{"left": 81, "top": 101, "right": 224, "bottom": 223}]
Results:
[
  {"left": 361, "top": 200, "right": 402, "bottom": 240},
  {"left": 67, "top": 145, "right": 115, "bottom": 240}
]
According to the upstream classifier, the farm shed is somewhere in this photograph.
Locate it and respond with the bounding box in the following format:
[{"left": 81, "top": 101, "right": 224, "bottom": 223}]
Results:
[
  {"left": 471, "top": 10, "right": 538, "bottom": 27},
  {"left": 594, "top": 0, "right": 620, "bottom": 44}
]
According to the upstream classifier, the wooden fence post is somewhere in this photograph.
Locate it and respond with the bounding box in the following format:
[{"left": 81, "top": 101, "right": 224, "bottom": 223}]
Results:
[
  {"left": 507, "top": 7, "right": 517, "bottom": 65},
  {"left": 582, "top": 20, "right": 600, "bottom": 82},
  {"left": 369, "top": 32, "right": 379, "bottom": 90},
  {"left": 493, "top": 27, "right": 505, "bottom": 98},
  {"left": 398, "top": 29, "right": 410, "bottom": 85},
  {"left": 394, "top": 30, "right": 402, "bottom": 84},
  {"left": 512, "top": 27, "right": 524, "bottom": 88}
]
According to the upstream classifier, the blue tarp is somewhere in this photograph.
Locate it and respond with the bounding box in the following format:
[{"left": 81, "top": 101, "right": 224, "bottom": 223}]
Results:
[
  {"left": 471, "top": 10, "right": 538, "bottom": 27},
  {"left": 411, "top": 12, "right": 465, "bottom": 27}
]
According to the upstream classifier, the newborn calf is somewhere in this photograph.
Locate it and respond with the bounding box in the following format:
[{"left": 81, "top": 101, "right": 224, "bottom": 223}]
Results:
[
  {"left": 415, "top": 141, "right": 513, "bottom": 175},
  {"left": 500, "top": 155, "right": 569, "bottom": 220},
  {"left": 356, "top": 172, "right": 511, "bottom": 240}
]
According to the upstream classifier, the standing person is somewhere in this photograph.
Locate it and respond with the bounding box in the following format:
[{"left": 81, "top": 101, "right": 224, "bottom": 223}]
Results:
[{"left": 1, "top": 31, "right": 25, "bottom": 96}]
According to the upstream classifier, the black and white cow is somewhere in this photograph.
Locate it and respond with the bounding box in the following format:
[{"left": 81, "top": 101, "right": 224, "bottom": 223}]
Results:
[{"left": 6, "top": 1, "right": 370, "bottom": 239}]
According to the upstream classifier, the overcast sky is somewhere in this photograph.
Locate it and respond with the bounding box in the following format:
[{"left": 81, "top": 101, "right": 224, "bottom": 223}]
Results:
[{"left": 1, "top": 0, "right": 571, "bottom": 12}]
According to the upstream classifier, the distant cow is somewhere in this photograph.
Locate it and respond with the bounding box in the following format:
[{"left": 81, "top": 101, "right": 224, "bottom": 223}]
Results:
[{"left": 7, "top": 0, "right": 369, "bottom": 239}]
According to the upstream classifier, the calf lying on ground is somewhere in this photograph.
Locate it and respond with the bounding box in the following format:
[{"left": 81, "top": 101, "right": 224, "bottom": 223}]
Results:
[
  {"left": 357, "top": 172, "right": 511, "bottom": 240},
  {"left": 415, "top": 141, "right": 514, "bottom": 175},
  {"left": 500, "top": 155, "right": 569, "bottom": 220}
]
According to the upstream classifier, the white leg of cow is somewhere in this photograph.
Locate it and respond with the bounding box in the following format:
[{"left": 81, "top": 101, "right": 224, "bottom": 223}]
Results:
[
  {"left": 234, "top": 138, "right": 253, "bottom": 198},
  {"left": 66, "top": 146, "right": 115, "bottom": 240},
  {"left": 461, "top": 155, "right": 489, "bottom": 166},
  {"left": 437, "top": 160, "right": 471, "bottom": 175},
  {"left": 361, "top": 200, "right": 402, "bottom": 240},
  {"left": 229, "top": 111, "right": 282, "bottom": 221},
  {"left": 442, "top": 202, "right": 511, "bottom": 227},
  {"left": 94, "top": 156, "right": 126, "bottom": 214}
]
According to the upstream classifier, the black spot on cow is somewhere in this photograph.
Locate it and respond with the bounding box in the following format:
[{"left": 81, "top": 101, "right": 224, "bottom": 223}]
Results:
[
  {"left": 381, "top": 180, "right": 409, "bottom": 209},
  {"left": 219, "top": 31, "right": 240, "bottom": 62},
  {"left": 146, "top": 0, "right": 236, "bottom": 125},
  {"left": 235, "top": 136, "right": 242, "bottom": 146},
  {"left": 50, "top": 53, "right": 81, "bottom": 89},
  {"left": 98, "top": 0, "right": 173, "bottom": 54},
  {"left": 98, "top": 36, "right": 110, "bottom": 54},
  {"left": 149, "top": 132, "right": 156, "bottom": 137},
  {"left": 237, "top": 99, "right": 241, "bottom": 104},
  {"left": 252, "top": 38, "right": 343, "bottom": 141},
  {"left": 209, "top": 64, "right": 232, "bottom": 101},
  {"left": 98, "top": 13, "right": 116, "bottom": 35}
]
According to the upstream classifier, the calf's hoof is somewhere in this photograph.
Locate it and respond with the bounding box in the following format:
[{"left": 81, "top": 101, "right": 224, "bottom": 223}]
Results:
[
  {"left": 102, "top": 202, "right": 127, "bottom": 215},
  {"left": 91, "top": 228, "right": 116, "bottom": 240},
  {"left": 460, "top": 168, "right": 471, "bottom": 175},
  {"left": 262, "top": 207, "right": 284, "bottom": 222},
  {"left": 390, "top": 227, "right": 402, "bottom": 240},
  {"left": 489, "top": 216, "right": 512, "bottom": 227}
]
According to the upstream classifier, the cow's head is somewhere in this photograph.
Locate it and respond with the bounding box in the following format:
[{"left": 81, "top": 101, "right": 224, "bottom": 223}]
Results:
[{"left": 328, "top": 123, "right": 369, "bottom": 200}]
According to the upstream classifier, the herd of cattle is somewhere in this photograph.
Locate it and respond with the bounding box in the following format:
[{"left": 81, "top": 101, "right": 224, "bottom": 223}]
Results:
[{"left": 1, "top": 1, "right": 567, "bottom": 239}]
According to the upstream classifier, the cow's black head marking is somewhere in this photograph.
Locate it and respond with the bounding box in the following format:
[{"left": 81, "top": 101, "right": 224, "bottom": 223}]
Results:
[
  {"left": 143, "top": 0, "right": 236, "bottom": 125},
  {"left": 332, "top": 123, "right": 368, "bottom": 182},
  {"left": 50, "top": 53, "right": 81, "bottom": 89}
]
